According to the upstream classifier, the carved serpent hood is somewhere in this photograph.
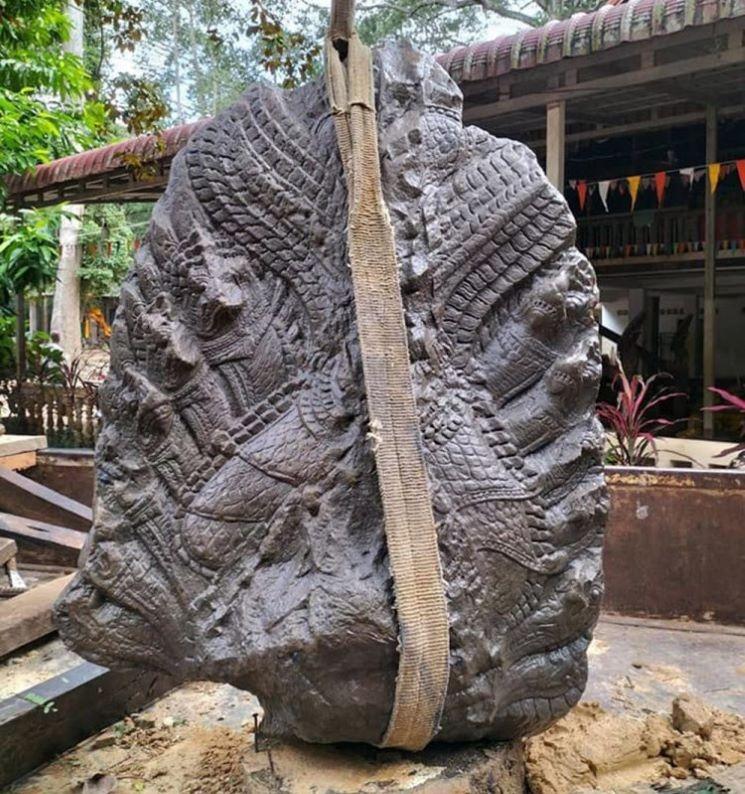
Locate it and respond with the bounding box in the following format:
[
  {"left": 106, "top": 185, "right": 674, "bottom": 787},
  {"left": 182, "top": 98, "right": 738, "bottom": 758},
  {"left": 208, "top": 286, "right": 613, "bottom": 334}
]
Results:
[{"left": 55, "top": 42, "right": 607, "bottom": 746}]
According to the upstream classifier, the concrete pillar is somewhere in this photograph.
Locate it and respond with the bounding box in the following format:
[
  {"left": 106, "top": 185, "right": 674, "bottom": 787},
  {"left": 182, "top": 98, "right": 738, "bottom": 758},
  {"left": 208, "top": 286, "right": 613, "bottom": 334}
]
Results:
[
  {"left": 546, "top": 100, "right": 566, "bottom": 192},
  {"left": 702, "top": 105, "right": 717, "bottom": 437}
]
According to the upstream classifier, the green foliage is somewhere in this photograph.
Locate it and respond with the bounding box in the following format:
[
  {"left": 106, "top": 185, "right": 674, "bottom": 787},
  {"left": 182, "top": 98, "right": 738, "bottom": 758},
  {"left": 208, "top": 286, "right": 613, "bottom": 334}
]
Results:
[
  {"left": 0, "top": 0, "right": 88, "bottom": 95},
  {"left": 0, "top": 0, "right": 107, "bottom": 182},
  {"left": 0, "top": 208, "right": 60, "bottom": 300},
  {"left": 248, "top": 0, "right": 323, "bottom": 89},
  {"left": 0, "top": 315, "right": 16, "bottom": 377},
  {"left": 25, "top": 329, "right": 65, "bottom": 384},
  {"left": 108, "top": 75, "right": 170, "bottom": 135},
  {"left": 130, "top": 0, "right": 270, "bottom": 120},
  {"left": 356, "top": 0, "right": 484, "bottom": 51},
  {"left": 79, "top": 204, "right": 134, "bottom": 298}
]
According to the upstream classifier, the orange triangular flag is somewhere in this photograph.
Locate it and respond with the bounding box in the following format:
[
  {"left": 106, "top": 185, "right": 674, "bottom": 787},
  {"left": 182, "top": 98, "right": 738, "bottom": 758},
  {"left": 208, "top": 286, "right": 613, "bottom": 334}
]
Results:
[
  {"left": 708, "top": 162, "right": 721, "bottom": 193},
  {"left": 577, "top": 180, "right": 588, "bottom": 211},
  {"left": 627, "top": 175, "right": 641, "bottom": 209},
  {"left": 654, "top": 172, "right": 666, "bottom": 205},
  {"left": 737, "top": 160, "right": 745, "bottom": 191}
]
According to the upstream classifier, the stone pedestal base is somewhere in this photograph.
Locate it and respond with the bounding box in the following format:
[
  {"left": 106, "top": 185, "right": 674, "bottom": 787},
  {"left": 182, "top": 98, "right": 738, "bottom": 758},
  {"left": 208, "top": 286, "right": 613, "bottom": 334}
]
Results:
[{"left": 246, "top": 739, "right": 525, "bottom": 793}]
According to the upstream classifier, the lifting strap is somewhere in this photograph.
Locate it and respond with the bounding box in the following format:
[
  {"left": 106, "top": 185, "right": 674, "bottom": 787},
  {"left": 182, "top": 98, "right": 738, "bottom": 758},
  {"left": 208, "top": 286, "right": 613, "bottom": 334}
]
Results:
[{"left": 324, "top": 25, "right": 450, "bottom": 751}]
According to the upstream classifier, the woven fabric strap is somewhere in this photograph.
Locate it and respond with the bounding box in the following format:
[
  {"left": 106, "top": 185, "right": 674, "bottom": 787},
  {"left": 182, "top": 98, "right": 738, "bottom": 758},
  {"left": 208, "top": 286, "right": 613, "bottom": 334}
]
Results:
[{"left": 325, "top": 34, "right": 450, "bottom": 751}]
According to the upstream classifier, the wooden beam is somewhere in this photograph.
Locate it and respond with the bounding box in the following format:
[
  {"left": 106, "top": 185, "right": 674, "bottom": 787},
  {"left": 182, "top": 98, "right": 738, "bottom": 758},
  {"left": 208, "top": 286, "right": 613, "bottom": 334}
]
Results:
[
  {"left": 546, "top": 100, "right": 565, "bottom": 192},
  {"left": 7, "top": 171, "right": 170, "bottom": 211},
  {"left": 0, "top": 467, "right": 92, "bottom": 532},
  {"left": 650, "top": 78, "right": 722, "bottom": 108},
  {"left": 484, "top": 103, "right": 745, "bottom": 150},
  {"left": 0, "top": 435, "right": 47, "bottom": 459},
  {"left": 0, "top": 451, "right": 37, "bottom": 471},
  {"left": 0, "top": 574, "right": 74, "bottom": 657},
  {"left": 0, "top": 662, "right": 175, "bottom": 788},
  {"left": 562, "top": 104, "right": 745, "bottom": 145},
  {"left": 0, "top": 513, "right": 86, "bottom": 568},
  {"left": 464, "top": 46, "right": 745, "bottom": 122},
  {"left": 703, "top": 104, "right": 717, "bottom": 437}
]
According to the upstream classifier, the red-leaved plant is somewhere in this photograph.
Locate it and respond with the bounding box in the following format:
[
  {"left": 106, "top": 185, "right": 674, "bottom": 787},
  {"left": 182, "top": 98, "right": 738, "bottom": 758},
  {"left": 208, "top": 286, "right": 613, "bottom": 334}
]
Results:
[
  {"left": 596, "top": 366, "right": 684, "bottom": 466},
  {"left": 704, "top": 387, "right": 745, "bottom": 467}
]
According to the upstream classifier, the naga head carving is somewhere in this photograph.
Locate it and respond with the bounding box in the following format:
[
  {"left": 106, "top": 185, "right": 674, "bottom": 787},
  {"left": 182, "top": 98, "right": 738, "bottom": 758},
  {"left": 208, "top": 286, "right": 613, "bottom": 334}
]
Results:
[{"left": 56, "top": 42, "right": 606, "bottom": 746}]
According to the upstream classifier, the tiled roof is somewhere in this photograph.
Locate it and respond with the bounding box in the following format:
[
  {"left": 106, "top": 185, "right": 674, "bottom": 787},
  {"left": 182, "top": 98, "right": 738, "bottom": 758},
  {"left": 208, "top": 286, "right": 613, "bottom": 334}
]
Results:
[
  {"left": 3, "top": 119, "right": 209, "bottom": 198},
  {"left": 437, "top": 0, "right": 745, "bottom": 83},
  {"left": 5, "top": 0, "right": 745, "bottom": 200}
]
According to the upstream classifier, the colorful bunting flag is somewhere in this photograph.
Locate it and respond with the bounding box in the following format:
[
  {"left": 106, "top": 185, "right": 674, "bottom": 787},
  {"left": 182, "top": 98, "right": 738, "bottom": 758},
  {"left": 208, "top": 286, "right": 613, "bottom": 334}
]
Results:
[
  {"left": 565, "top": 159, "right": 745, "bottom": 212},
  {"left": 737, "top": 160, "right": 745, "bottom": 192},
  {"left": 654, "top": 172, "right": 666, "bottom": 205},
  {"left": 577, "top": 180, "right": 588, "bottom": 211},
  {"left": 598, "top": 180, "right": 610, "bottom": 210},
  {"left": 627, "top": 175, "right": 641, "bottom": 209},
  {"left": 708, "top": 162, "right": 721, "bottom": 193}
]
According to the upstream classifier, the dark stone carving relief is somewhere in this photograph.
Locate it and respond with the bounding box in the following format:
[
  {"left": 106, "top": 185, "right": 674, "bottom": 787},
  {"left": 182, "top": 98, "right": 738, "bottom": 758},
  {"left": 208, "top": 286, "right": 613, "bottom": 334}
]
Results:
[{"left": 55, "top": 43, "right": 607, "bottom": 746}]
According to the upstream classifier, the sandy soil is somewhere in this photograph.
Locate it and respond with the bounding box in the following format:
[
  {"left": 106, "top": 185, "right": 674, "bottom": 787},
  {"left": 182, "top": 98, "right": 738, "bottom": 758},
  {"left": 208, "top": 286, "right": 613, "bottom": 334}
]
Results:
[
  {"left": 8, "top": 687, "right": 744, "bottom": 793},
  {"left": 0, "top": 637, "right": 81, "bottom": 700},
  {"left": 8, "top": 681, "right": 523, "bottom": 794},
  {"left": 5, "top": 622, "right": 745, "bottom": 793},
  {"left": 525, "top": 696, "right": 745, "bottom": 794}
]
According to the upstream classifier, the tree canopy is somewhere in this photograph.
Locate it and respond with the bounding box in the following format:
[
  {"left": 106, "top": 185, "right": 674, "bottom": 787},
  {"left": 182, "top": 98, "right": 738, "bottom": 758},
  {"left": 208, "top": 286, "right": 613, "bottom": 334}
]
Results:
[{"left": 0, "top": 0, "right": 106, "bottom": 177}]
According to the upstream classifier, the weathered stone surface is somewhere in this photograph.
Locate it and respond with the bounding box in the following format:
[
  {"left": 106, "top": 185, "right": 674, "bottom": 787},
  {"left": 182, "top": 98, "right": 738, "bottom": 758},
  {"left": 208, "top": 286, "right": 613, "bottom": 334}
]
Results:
[{"left": 55, "top": 42, "right": 607, "bottom": 747}]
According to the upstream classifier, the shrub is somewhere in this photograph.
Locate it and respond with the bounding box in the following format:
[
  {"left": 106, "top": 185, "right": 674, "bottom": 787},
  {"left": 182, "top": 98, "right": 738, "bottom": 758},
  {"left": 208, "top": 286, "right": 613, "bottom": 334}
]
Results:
[{"left": 596, "top": 367, "right": 684, "bottom": 466}]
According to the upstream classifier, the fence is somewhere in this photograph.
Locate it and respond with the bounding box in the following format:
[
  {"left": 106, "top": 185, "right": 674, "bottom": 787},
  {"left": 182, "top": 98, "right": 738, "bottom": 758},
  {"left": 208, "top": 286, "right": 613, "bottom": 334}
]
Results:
[{"left": 1, "top": 380, "right": 100, "bottom": 448}]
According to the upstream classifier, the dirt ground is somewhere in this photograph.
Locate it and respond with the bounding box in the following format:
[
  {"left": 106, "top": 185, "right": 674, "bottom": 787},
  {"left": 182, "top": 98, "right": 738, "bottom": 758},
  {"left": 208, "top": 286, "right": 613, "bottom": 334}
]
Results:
[{"left": 5, "top": 616, "right": 745, "bottom": 793}]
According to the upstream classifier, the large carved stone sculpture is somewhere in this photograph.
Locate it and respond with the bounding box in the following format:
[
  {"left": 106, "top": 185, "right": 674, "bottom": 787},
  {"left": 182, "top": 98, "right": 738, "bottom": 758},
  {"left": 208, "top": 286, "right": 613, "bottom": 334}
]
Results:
[{"left": 56, "top": 42, "right": 607, "bottom": 747}]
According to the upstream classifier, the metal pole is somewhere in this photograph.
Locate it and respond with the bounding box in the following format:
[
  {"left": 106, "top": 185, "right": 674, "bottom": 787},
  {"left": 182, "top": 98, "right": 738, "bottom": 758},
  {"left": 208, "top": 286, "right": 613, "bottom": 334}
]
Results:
[{"left": 702, "top": 105, "right": 717, "bottom": 437}]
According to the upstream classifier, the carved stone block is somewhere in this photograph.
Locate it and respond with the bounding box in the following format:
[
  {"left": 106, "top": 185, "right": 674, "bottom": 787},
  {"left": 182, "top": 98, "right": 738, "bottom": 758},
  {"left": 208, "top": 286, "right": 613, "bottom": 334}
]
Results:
[{"left": 55, "top": 43, "right": 607, "bottom": 746}]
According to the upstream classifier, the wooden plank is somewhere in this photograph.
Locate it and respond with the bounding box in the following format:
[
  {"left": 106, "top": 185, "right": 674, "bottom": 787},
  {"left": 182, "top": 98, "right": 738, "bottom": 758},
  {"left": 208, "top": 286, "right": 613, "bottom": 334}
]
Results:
[
  {"left": 0, "top": 467, "right": 92, "bottom": 532},
  {"left": 0, "top": 574, "right": 74, "bottom": 658},
  {"left": 703, "top": 104, "right": 717, "bottom": 438},
  {"left": 0, "top": 512, "right": 86, "bottom": 568},
  {"left": 26, "top": 449, "right": 95, "bottom": 508},
  {"left": 0, "top": 662, "right": 175, "bottom": 788},
  {"left": 0, "top": 435, "right": 47, "bottom": 459},
  {"left": 545, "top": 99, "right": 565, "bottom": 191},
  {"left": 0, "top": 451, "right": 38, "bottom": 471}
]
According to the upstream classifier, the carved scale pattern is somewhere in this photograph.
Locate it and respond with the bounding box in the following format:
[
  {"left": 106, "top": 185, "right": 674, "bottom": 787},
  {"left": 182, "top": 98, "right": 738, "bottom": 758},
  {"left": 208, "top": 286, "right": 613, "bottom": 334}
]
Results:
[{"left": 55, "top": 43, "right": 607, "bottom": 746}]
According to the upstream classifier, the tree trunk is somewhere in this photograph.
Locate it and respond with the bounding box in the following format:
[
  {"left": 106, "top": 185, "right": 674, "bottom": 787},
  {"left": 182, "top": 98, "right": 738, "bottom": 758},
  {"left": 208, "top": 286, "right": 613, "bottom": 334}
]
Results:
[
  {"left": 15, "top": 293, "right": 27, "bottom": 383},
  {"left": 51, "top": 0, "right": 85, "bottom": 361},
  {"left": 173, "top": 0, "right": 183, "bottom": 122},
  {"left": 52, "top": 205, "right": 84, "bottom": 360}
]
